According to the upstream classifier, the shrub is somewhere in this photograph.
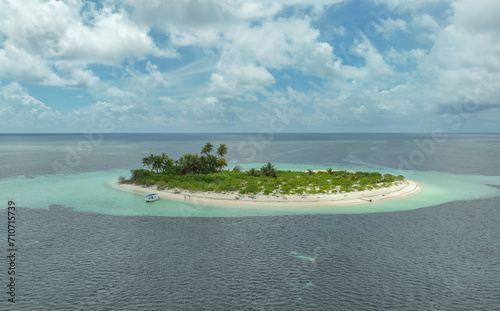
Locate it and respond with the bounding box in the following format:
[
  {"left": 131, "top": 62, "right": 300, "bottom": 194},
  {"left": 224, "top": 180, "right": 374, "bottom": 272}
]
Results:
[
  {"left": 131, "top": 169, "right": 151, "bottom": 181},
  {"left": 246, "top": 168, "right": 260, "bottom": 177},
  {"left": 240, "top": 180, "right": 261, "bottom": 194},
  {"left": 118, "top": 176, "right": 129, "bottom": 184},
  {"left": 383, "top": 174, "right": 399, "bottom": 182},
  {"left": 263, "top": 187, "right": 274, "bottom": 195},
  {"left": 260, "top": 162, "right": 277, "bottom": 178},
  {"left": 293, "top": 188, "right": 305, "bottom": 195},
  {"left": 280, "top": 184, "right": 292, "bottom": 194},
  {"left": 319, "top": 186, "right": 330, "bottom": 193}
]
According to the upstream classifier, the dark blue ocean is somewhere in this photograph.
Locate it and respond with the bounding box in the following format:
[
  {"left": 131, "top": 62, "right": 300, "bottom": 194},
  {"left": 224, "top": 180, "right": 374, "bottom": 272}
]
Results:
[{"left": 1, "top": 133, "right": 499, "bottom": 310}]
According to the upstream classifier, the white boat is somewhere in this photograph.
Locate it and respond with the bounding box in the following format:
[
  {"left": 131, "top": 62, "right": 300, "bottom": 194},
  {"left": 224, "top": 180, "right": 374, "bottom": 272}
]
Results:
[{"left": 145, "top": 193, "right": 160, "bottom": 202}]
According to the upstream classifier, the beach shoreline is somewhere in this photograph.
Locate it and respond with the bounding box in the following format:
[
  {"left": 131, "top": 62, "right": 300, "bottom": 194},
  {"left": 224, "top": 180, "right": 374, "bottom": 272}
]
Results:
[{"left": 117, "top": 178, "right": 421, "bottom": 208}]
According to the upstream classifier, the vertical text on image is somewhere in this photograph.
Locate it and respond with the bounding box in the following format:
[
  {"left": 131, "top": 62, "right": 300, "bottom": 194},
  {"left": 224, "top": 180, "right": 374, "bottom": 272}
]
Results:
[{"left": 6, "top": 201, "right": 17, "bottom": 303}]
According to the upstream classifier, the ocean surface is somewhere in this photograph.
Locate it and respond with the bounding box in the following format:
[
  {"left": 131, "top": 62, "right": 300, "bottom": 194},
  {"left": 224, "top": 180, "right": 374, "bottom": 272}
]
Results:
[{"left": 1, "top": 133, "right": 499, "bottom": 310}]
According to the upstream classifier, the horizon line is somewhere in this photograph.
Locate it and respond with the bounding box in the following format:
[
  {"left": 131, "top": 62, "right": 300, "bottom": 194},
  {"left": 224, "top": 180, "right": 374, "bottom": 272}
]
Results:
[{"left": 1, "top": 132, "right": 499, "bottom": 135}]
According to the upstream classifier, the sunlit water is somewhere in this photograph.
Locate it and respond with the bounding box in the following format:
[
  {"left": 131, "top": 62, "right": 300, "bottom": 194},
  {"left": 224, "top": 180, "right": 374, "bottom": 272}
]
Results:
[{"left": 1, "top": 133, "right": 499, "bottom": 310}]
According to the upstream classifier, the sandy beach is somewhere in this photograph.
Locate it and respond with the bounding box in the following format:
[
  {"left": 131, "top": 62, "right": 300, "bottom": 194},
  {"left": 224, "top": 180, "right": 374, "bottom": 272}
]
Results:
[{"left": 117, "top": 179, "right": 420, "bottom": 208}]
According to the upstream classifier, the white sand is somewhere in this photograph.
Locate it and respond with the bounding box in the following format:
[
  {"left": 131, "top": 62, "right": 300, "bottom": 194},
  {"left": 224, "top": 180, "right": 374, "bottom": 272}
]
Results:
[{"left": 117, "top": 179, "right": 420, "bottom": 208}]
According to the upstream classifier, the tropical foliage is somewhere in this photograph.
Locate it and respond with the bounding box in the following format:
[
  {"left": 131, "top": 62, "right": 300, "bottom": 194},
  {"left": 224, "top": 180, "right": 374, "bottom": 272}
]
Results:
[
  {"left": 121, "top": 142, "right": 406, "bottom": 195},
  {"left": 123, "top": 144, "right": 405, "bottom": 195},
  {"left": 137, "top": 142, "right": 227, "bottom": 177},
  {"left": 260, "top": 162, "right": 277, "bottom": 178}
]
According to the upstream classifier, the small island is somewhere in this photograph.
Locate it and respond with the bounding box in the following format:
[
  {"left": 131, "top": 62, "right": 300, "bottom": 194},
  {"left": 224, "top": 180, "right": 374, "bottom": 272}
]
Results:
[{"left": 118, "top": 142, "right": 419, "bottom": 207}]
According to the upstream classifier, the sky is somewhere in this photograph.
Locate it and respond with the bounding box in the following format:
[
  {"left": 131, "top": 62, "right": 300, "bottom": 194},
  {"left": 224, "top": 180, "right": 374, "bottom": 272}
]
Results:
[{"left": 0, "top": 0, "right": 499, "bottom": 133}]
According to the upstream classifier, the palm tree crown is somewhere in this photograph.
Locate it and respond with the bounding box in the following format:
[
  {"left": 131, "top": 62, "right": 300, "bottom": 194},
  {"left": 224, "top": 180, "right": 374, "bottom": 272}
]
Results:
[
  {"left": 260, "top": 162, "right": 277, "bottom": 178},
  {"left": 246, "top": 168, "right": 260, "bottom": 177},
  {"left": 217, "top": 144, "right": 228, "bottom": 159},
  {"left": 201, "top": 142, "right": 213, "bottom": 156},
  {"left": 142, "top": 154, "right": 154, "bottom": 170}
]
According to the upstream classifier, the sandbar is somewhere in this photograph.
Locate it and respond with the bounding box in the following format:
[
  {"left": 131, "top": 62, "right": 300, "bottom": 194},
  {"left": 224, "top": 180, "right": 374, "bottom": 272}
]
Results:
[{"left": 117, "top": 179, "right": 420, "bottom": 208}]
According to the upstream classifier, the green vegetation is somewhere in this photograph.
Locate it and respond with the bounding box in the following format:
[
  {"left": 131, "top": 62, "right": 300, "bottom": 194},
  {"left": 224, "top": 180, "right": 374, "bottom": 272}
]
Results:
[
  {"left": 135, "top": 142, "right": 228, "bottom": 176},
  {"left": 119, "top": 142, "right": 405, "bottom": 196}
]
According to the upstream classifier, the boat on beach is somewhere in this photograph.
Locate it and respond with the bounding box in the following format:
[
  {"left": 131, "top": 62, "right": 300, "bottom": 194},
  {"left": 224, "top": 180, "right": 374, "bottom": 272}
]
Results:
[{"left": 145, "top": 193, "right": 160, "bottom": 202}]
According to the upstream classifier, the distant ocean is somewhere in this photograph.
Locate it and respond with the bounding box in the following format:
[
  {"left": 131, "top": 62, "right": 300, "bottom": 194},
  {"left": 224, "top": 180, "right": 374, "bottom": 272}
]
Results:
[{"left": 1, "top": 133, "right": 499, "bottom": 310}]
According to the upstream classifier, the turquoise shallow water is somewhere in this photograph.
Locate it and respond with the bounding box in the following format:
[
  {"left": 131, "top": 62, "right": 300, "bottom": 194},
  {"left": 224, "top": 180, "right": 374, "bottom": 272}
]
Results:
[{"left": 2, "top": 163, "right": 500, "bottom": 217}]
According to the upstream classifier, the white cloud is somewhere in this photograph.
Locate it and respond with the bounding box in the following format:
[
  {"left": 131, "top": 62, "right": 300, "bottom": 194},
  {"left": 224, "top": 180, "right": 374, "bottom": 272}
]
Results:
[
  {"left": 351, "top": 36, "right": 393, "bottom": 77},
  {"left": 0, "top": 82, "right": 61, "bottom": 125},
  {"left": 224, "top": 18, "right": 314, "bottom": 68},
  {"left": 209, "top": 64, "right": 275, "bottom": 96},
  {"left": 385, "top": 47, "right": 426, "bottom": 65},
  {"left": 0, "top": 43, "right": 66, "bottom": 85},
  {"left": 418, "top": 0, "right": 500, "bottom": 111},
  {"left": 379, "top": 84, "right": 408, "bottom": 95},
  {"left": 350, "top": 105, "right": 368, "bottom": 114},
  {"left": 5, "top": 0, "right": 171, "bottom": 64},
  {"left": 125, "top": 0, "right": 283, "bottom": 47},
  {"left": 145, "top": 61, "right": 169, "bottom": 87},
  {"left": 204, "top": 96, "right": 218, "bottom": 104},
  {"left": 0, "top": 41, "right": 100, "bottom": 87},
  {"left": 412, "top": 13, "right": 440, "bottom": 31},
  {"left": 375, "top": 18, "right": 408, "bottom": 35},
  {"left": 377, "top": 103, "right": 395, "bottom": 111},
  {"left": 125, "top": 0, "right": 347, "bottom": 33},
  {"left": 71, "top": 101, "right": 137, "bottom": 123},
  {"left": 106, "top": 87, "right": 134, "bottom": 99},
  {"left": 305, "top": 42, "right": 343, "bottom": 77},
  {"left": 0, "top": 0, "right": 172, "bottom": 88},
  {"left": 219, "top": 17, "right": 342, "bottom": 81},
  {"left": 411, "top": 13, "right": 442, "bottom": 41},
  {"left": 451, "top": 0, "right": 500, "bottom": 34},
  {"left": 175, "top": 95, "right": 241, "bottom": 126},
  {"left": 57, "top": 8, "right": 168, "bottom": 65},
  {"left": 0, "top": 0, "right": 498, "bottom": 133},
  {"left": 331, "top": 26, "right": 346, "bottom": 36},
  {"left": 126, "top": 0, "right": 344, "bottom": 83},
  {"left": 372, "top": 0, "right": 449, "bottom": 12}
]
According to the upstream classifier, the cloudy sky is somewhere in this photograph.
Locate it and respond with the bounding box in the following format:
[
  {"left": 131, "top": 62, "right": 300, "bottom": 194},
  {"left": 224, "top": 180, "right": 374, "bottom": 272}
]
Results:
[{"left": 0, "top": 0, "right": 499, "bottom": 133}]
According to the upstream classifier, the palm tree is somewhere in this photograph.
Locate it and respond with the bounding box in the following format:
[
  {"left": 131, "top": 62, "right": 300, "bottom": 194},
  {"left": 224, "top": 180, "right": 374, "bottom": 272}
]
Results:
[
  {"left": 152, "top": 155, "right": 164, "bottom": 173},
  {"left": 216, "top": 158, "right": 227, "bottom": 172},
  {"left": 201, "top": 154, "right": 218, "bottom": 174},
  {"left": 307, "top": 169, "right": 313, "bottom": 176},
  {"left": 217, "top": 144, "right": 228, "bottom": 159},
  {"left": 327, "top": 168, "right": 334, "bottom": 174},
  {"left": 260, "top": 162, "right": 277, "bottom": 178},
  {"left": 177, "top": 154, "right": 194, "bottom": 174},
  {"left": 201, "top": 142, "right": 213, "bottom": 156},
  {"left": 246, "top": 168, "right": 260, "bottom": 177},
  {"left": 142, "top": 154, "right": 154, "bottom": 171},
  {"left": 160, "top": 153, "right": 174, "bottom": 173},
  {"left": 190, "top": 154, "right": 203, "bottom": 174},
  {"left": 214, "top": 144, "right": 229, "bottom": 172}
]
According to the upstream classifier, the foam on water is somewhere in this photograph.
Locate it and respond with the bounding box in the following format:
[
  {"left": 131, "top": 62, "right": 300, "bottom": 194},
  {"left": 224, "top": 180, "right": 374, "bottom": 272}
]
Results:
[
  {"left": 290, "top": 251, "right": 316, "bottom": 263},
  {"left": 1, "top": 163, "right": 500, "bottom": 217}
]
